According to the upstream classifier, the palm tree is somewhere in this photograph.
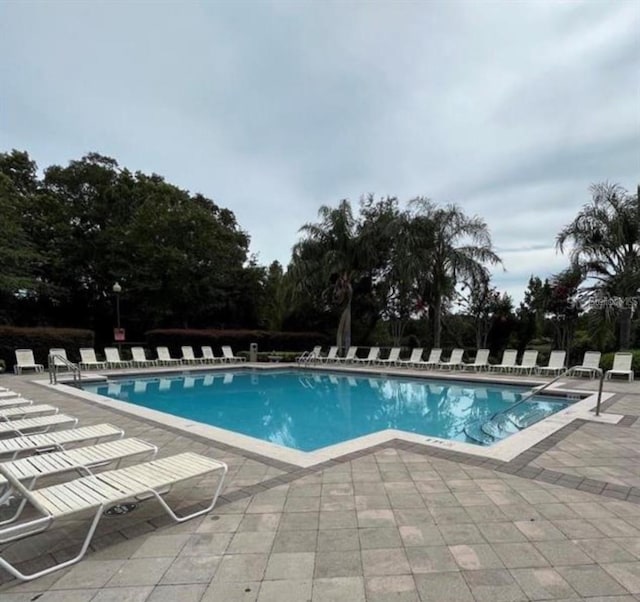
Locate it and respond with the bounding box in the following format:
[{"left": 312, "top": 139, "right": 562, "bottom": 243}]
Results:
[
  {"left": 409, "top": 199, "right": 502, "bottom": 347},
  {"left": 557, "top": 183, "right": 640, "bottom": 349},
  {"left": 291, "top": 200, "right": 378, "bottom": 350}
]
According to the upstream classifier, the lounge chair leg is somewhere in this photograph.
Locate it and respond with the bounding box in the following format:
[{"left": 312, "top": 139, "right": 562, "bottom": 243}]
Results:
[
  {"left": 0, "top": 514, "right": 54, "bottom": 545},
  {"left": 0, "top": 477, "right": 38, "bottom": 525},
  {"left": 0, "top": 506, "right": 103, "bottom": 581},
  {"left": 0, "top": 494, "right": 30, "bottom": 526},
  {"left": 148, "top": 464, "right": 228, "bottom": 523}
]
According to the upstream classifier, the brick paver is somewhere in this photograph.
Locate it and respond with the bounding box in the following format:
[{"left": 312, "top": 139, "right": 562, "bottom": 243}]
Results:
[{"left": 0, "top": 370, "right": 638, "bottom": 600}]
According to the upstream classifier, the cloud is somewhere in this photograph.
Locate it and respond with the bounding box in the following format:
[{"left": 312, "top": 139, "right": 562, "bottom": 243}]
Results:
[{"left": 1, "top": 1, "right": 638, "bottom": 303}]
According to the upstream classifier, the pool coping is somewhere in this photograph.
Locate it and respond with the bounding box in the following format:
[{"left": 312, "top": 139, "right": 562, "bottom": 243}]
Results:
[{"left": 44, "top": 363, "right": 623, "bottom": 468}]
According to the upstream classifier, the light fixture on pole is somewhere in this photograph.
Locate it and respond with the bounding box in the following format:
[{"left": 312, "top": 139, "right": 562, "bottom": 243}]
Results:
[
  {"left": 113, "top": 282, "right": 122, "bottom": 329},
  {"left": 112, "top": 282, "right": 124, "bottom": 349}
]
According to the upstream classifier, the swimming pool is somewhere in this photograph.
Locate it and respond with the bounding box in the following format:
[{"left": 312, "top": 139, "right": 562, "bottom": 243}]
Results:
[{"left": 81, "top": 370, "right": 570, "bottom": 452}]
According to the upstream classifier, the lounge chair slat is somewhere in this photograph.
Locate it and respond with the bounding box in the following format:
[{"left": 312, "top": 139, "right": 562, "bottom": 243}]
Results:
[
  {"left": 0, "top": 404, "right": 57, "bottom": 420},
  {"left": 0, "top": 414, "right": 76, "bottom": 435},
  {"left": 0, "top": 439, "right": 156, "bottom": 491}
]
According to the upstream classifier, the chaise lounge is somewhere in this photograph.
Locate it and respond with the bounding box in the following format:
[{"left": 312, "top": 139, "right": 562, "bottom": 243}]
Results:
[
  {"left": 0, "top": 452, "right": 228, "bottom": 581},
  {"left": 13, "top": 350, "right": 44, "bottom": 375}
]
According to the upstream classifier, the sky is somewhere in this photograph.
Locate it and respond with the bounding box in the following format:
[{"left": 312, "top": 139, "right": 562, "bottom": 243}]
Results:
[{"left": 1, "top": 1, "right": 638, "bottom": 304}]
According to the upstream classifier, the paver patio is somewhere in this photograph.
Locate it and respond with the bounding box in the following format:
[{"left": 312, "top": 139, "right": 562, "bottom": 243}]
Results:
[{"left": 0, "top": 369, "right": 638, "bottom": 601}]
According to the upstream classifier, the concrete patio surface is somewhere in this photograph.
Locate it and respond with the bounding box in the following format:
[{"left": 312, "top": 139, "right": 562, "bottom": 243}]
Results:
[{"left": 0, "top": 367, "right": 638, "bottom": 601}]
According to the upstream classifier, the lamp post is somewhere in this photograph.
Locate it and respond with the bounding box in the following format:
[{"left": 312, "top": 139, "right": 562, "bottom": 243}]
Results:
[{"left": 113, "top": 282, "right": 122, "bottom": 351}]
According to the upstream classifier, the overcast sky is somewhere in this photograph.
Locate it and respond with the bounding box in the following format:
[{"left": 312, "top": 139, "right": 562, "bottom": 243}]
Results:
[{"left": 1, "top": 1, "right": 638, "bottom": 303}]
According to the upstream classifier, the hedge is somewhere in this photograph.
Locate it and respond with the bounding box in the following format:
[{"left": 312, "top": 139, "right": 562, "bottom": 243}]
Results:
[
  {"left": 0, "top": 327, "right": 94, "bottom": 372},
  {"left": 601, "top": 350, "right": 640, "bottom": 376},
  {"left": 145, "top": 329, "right": 332, "bottom": 356}
]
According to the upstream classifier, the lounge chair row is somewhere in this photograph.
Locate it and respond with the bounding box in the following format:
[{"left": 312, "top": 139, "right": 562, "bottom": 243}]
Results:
[
  {"left": 15, "top": 345, "right": 246, "bottom": 373},
  {"left": 0, "top": 384, "right": 228, "bottom": 582},
  {"left": 298, "top": 347, "right": 634, "bottom": 381}
]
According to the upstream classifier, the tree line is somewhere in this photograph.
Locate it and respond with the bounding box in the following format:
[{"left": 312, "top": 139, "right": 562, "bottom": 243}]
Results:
[
  {"left": 0, "top": 150, "right": 264, "bottom": 343},
  {"left": 1, "top": 149, "right": 638, "bottom": 354}
]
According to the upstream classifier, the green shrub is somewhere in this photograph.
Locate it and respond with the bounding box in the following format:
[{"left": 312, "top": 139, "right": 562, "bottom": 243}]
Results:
[
  {"left": 145, "top": 329, "right": 332, "bottom": 358},
  {"left": 0, "top": 326, "right": 94, "bottom": 371},
  {"left": 600, "top": 350, "right": 640, "bottom": 375}
]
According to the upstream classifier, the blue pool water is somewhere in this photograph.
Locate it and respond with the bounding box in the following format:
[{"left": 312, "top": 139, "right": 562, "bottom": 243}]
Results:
[{"left": 82, "top": 370, "right": 570, "bottom": 451}]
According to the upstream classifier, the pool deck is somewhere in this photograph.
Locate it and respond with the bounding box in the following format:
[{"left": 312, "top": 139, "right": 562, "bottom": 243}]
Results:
[{"left": 1, "top": 364, "right": 639, "bottom": 601}]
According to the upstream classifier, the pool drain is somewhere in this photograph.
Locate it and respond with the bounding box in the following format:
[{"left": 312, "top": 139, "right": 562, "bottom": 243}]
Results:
[{"left": 104, "top": 502, "right": 138, "bottom": 516}]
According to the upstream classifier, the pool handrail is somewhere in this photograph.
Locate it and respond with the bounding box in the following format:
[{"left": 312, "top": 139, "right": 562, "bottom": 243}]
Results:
[{"left": 487, "top": 364, "right": 604, "bottom": 424}]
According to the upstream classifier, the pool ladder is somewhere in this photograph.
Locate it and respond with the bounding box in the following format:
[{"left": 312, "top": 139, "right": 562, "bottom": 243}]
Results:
[
  {"left": 464, "top": 365, "right": 605, "bottom": 445},
  {"left": 48, "top": 354, "right": 82, "bottom": 385}
]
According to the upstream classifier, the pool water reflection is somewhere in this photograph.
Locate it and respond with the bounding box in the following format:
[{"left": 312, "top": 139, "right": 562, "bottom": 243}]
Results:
[{"left": 83, "top": 370, "right": 569, "bottom": 451}]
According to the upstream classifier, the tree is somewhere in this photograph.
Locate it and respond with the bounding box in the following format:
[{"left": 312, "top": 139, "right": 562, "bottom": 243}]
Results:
[
  {"left": 0, "top": 151, "right": 42, "bottom": 323},
  {"left": 547, "top": 267, "right": 583, "bottom": 354},
  {"left": 261, "top": 261, "right": 291, "bottom": 331},
  {"left": 460, "top": 274, "right": 503, "bottom": 349},
  {"left": 488, "top": 292, "right": 517, "bottom": 352},
  {"left": 0, "top": 173, "right": 39, "bottom": 317},
  {"left": 3, "top": 150, "right": 258, "bottom": 337},
  {"left": 291, "top": 199, "right": 390, "bottom": 350},
  {"left": 557, "top": 183, "right": 640, "bottom": 349},
  {"left": 0, "top": 150, "right": 38, "bottom": 196},
  {"left": 516, "top": 276, "right": 551, "bottom": 350},
  {"left": 359, "top": 198, "right": 415, "bottom": 345},
  {"left": 409, "top": 199, "right": 502, "bottom": 347}
]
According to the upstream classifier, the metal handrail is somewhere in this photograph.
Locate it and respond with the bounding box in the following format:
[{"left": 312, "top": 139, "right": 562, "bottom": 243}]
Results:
[
  {"left": 485, "top": 364, "right": 605, "bottom": 424},
  {"left": 48, "top": 354, "right": 82, "bottom": 385}
]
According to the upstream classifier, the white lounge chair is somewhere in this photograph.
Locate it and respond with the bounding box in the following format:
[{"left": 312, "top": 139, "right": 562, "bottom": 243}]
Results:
[
  {"left": 0, "top": 414, "right": 78, "bottom": 436},
  {"left": 415, "top": 348, "right": 442, "bottom": 369},
  {"left": 0, "top": 397, "right": 31, "bottom": 409},
  {"left": 222, "top": 346, "right": 246, "bottom": 363},
  {"left": 462, "top": 349, "right": 490, "bottom": 371},
  {"left": 513, "top": 350, "right": 539, "bottom": 375},
  {"left": 489, "top": 349, "right": 518, "bottom": 372},
  {"left": 396, "top": 348, "right": 424, "bottom": 368},
  {"left": 378, "top": 347, "right": 401, "bottom": 366},
  {"left": 0, "top": 390, "right": 21, "bottom": 400},
  {"left": 309, "top": 346, "right": 324, "bottom": 363},
  {"left": 537, "top": 350, "right": 566, "bottom": 376},
  {"left": 334, "top": 346, "right": 358, "bottom": 363},
  {"left": 49, "top": 348, "right": 71, "bottom": 371},
  {"left": 353, "top": 347, "right": 380, "bottom": 365},
  {"left": 79, "top": 348, "right": 107, "bottom": 370},
  {"left": 13, "top": 350, "right": 44, "bottom": 375},
  {"left": 180, "top": 346, "right": 201, "bottom": 365},
  {"left": 438, "top": 348, "right": 464, "bottom": 370},
  {"left": 0, "top": 452, "right": 228, "bottom": 581},
  {"left": 156, "top": 346, "right": 181, "bottom": 366},
  {"left": 104, "top": 347, "right": 132, "bottom": 369},
  {"left": 0, "top": 423, "right": 124, "bottom": 461},
  {"left": 131, "top": 347, "right": 157, "bottom": 368},
  {"left": 321, "top": 346, "right": 339, "bottom": 363},
  {"left": 0, "top": 438, "right": 158, "bottom": 519},
  {"left": 606, "top": 352, "right": 634, "bottom": 382},
  {"left": 297, "top": 346, "right": 322, "bottom": 363},
  {"left": 572, "top": 351, "right": 601, "bottom": 378},
  {"left": 201, "top": 346, "right": 222, "bottom": 364},
  {"left": 0, "top": 404, "right": 58, "bottom": 421}
]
